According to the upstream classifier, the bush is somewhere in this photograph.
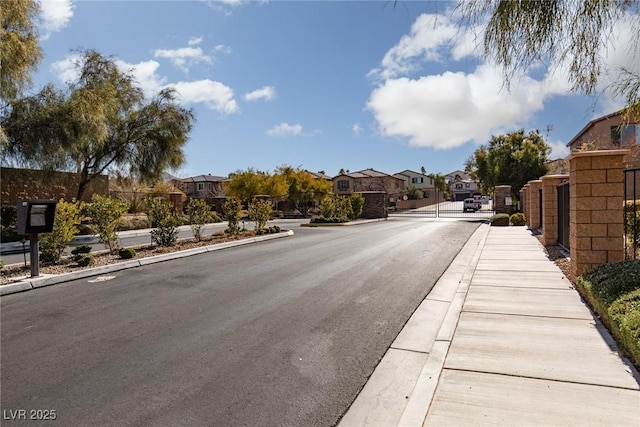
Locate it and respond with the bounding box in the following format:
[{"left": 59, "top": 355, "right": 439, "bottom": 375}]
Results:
[
  {"left": 117, "top": 215, "right": 150, "bottom": 231},
  {"left": 248, "top": 198, "right": 272, "bottom": 233},
  {"left": 1, "top": 205, "right": 17, "bottom": 228},
  {"left": 118, "top": 247, "right": 136, "bottom": 259},
  {"left": 186, "top": 198, "right": 212, "bottom": 241},
  {"left": 490, "top": 213, "right": 510, "bottom": 226},
  {"left": 256, "top": 225, "right": 281, "bottom": 235},
  {"left": 148, "top": 198, "right": 179, "bottom": 246},
  {"left": 224, "top": 199, "right": 242, "bottom": 234},
  {"left": 0, "top": 259, "right": 4, "bottom": 270},
  {"left": 576, "top": 260, "right": 640, "bottom": 367},
  {"left": 578, "top": 260, "right": 640, "bottom": 305},
  {"left": 88, "top": 195, "right": 128, "bottom": 253},
  {"left": 349, "top": 193, "right": 365, "bottom": 219},
  {"left": 76, "top": 254, "right": 95, "bottom": 267},
  {"left": 40, "top": 199, "right": 83, "bottom": 264},
  {"left": 509, "top": 212, "right": 526, "bottom": 226},
  {"left": 71, "top": 245, "right": 92, "bottom": 255}
]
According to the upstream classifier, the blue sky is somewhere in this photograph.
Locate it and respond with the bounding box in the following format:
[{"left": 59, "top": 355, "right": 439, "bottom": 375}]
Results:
[{"left": 31, "top": 0, "right": 636, "bottom": 178}]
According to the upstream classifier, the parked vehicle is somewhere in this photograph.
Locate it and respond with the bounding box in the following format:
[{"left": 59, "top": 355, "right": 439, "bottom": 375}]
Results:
[{"left": 463, "top": 198, "right": 481, "bottom": 212}]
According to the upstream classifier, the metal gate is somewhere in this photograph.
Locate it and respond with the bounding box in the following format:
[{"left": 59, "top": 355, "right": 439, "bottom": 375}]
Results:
[
  {"left": 624, "top": 168, "right": 640, "bottom": 259},
  {"left": 388, "top": 190, "right": 495, "bottom": 219},
  {"left": 557, "top": 181, "right": 570, "bottom": 249}
]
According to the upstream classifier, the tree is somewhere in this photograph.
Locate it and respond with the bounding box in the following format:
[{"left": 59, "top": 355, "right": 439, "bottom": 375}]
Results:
[
  {"left": 224, "top": 168, "right": 287, "bottom": 204},
  {"left": 466, "top": 129, "right": 550, "bottom": 198},
  {"left": 456, "top": 1, "right": 640, "bottom": 117},
  {"left": 406, "top": 185, "right": 424, "bottom": 200},
  {"left": 275, "top": 165, "right": 332, "bottom": 214},
  {"left": 0, "top": 0, "right": 43, "bottom": 102},
  {"left": 1, "top": 50, "right": 195, "bottom": 200}
]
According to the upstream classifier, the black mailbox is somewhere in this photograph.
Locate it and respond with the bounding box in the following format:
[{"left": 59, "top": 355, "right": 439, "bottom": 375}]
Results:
[{"left": 17, "top": 200, "right": 57, "bottom": 234}]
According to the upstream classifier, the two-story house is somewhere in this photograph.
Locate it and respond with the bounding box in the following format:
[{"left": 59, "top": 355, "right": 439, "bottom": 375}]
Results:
[
  {"left": 566, "top": 108, "right": 640, "bottom": 167},
  {"left": 446, "top": 170, "right": 479, "bottom": 201},
  {"left": 171, "top": 174, "right": 228, "bottom": 210},
  {"left": 333, "top": 168, "right": 405, "bottom": 204},
  {"left": 393, "top": 170, "right": 436, "bottom": 199}
]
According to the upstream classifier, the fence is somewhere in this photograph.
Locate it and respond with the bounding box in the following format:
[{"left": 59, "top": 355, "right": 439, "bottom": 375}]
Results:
[{"left": 624, "top": 168, "right": 640, "bottom": 259}]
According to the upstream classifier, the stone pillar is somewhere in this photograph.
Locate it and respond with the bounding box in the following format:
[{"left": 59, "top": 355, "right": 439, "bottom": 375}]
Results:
[
  {"left": 494, "top": 185, "right": 512, "bottom": 214},
  {"left": 169, "top": 192, "right": 184, "bottom": 213},
  {"left": 540, "top": 175, "right": 569, "bottom": 246},
  {"left": 528, "top": 180, "right": 543, "bottom": 230},
  {"left": 359, "top": 191, "right": 386, "bottom": 219},
  {"left": 569, "top": 150, "right": 629, "bottom": 278},
  {"left": 521, "top": 185, "right": 529, "bottom": 226}
]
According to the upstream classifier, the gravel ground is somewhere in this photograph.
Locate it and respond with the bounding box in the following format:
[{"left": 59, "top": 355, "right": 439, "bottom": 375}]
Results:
[
  {"left": 535, "top": 235, "right": 575, "bottom": 285},
  {"left": 0, "top": 231, "right": 257, "bottom": 285}
]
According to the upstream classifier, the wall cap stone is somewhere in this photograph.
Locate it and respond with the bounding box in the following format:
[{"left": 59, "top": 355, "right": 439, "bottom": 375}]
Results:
[
  {"left": 568, "top": 149, "right": 629, "bottom": 160},
  {"left": 541, "top": 174, "right": 569, "bottom": 180}
]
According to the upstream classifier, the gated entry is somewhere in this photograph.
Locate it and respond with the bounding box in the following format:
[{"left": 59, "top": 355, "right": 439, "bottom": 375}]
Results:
[{"left": 388, "top": 190, "right": 495, "bottom": 219}]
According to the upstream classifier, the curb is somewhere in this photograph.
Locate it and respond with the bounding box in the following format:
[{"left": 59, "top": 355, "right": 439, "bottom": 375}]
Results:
[
  {"left": 301, "top": 218, "right": 387, "bottom": 227},
  {"left": 0, "top": 230, "right": 294, "bottom": 297}
]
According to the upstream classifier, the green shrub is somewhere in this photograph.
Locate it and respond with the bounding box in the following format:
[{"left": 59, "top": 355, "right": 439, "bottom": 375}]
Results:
[
  {"left": 490, "top": 213, "right": 510, "bottom": 226},
  {"left": 624, "top": 200, "right": 640, "bottom": 258},
  {"left": 577, "top": 260, "right": 640, "bottom": 367},
  {"left": 578, "top": 260, "right": 640, "bottom": 305},
  {"left": 88, "top": 195, "right": 128, "bottom": 253},
  {"left": 71, "top": 245, "right": 92, "bottom": 255},
  {"left": 76, "top": 254, "right": 95, "bottom": 267},
  {"left": 223, "top": 199, "right": 242, "bottom": 234},
  {"left": 117, "top": 216, "right": 150, "bottom": 231},
  {"left": 186, "top": 198, "right": 212, "bottom": 241},
  {"left": 1, "top": 227, "right": 25, "bottom": 243},
  {"left": 1, "top": 206, "right": 17, "bottom": 228},
  {"left": 148, "top": 198, "right": 179, "bottom": 246},
  {"left": 248, "top": 198, "right": 272, "bottom": 233},
  {"left": 118, "top": 247, "right": 136, "bottom": 259},
  {"left": 349, "top": 193, "right": 365, "bottom": 219},
  {"left": 40, "top": 199, "right": 83, "bottom": 264},
  {"left": 256, "top": 225, "right": 281, "bottom": 235},
  {"left": 0, "top": 259, "right": 4, "bottom": 270},
  {"left": 609, "top": 288, "right": 640, "bottom": 365},
  {"left": 510, "top": 212, "right": 526, "bottom": 226}
]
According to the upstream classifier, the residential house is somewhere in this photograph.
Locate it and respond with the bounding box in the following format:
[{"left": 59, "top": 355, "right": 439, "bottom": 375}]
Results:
[
  {"left": 566, "top": 108, "right": 640, "bottom": 167},
  {"left": 393, "top": 170, "right": 436, "bottom": 199},
  {"left": 332, "top": 168, "right": 405, "bottom": 204},
  {"left": 171, "top": 174, "right": 227, "bottom": 211},
  {"left": 445, "top": 170, "right": 479, "bottom": 201}
]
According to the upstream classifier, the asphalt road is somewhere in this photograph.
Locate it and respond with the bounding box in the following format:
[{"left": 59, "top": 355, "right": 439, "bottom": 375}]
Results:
[{"left": 1, "top": 218, "right": 481, "bottom": 426}]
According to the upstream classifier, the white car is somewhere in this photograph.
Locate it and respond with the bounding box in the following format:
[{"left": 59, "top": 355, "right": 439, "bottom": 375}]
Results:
[{"left": 463, "top": 198, "right": 481, "bottom": 212}]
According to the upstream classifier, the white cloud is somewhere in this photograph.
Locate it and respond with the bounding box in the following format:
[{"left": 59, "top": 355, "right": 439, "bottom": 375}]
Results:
[
  {"left": 52, "top": 55, "right": 238, "bottom": 116},
  {"left": 188, "top": 36, "right": 203, "bottom": 46},
  {"left": 170, "top": 80, "right": 238, "bottom": 114},
  {"left": 369, "top": 13, "right": 459, "bottom": 81},
  {"left": 367, "top": 64, "right": 553, "bottom": 149},
  {"left": 214, "top": 44, "right": 232, "bottom": 54},
  {"left": 38, "top": 0, "right": 74, "bottom": 40},
  {"left": 548, "top": 139, "right": 571, "bottom": 159},
  {"left": 50, "top": 54, "right": 80, "bottom": 84},
  {"left": 266, "top": 123, "right": 303, "bottom": 137},
  {"left": 352, "top": 123, "right": 362, "bottom": 136},
  {"left": 115, "top": 60, "right": 167, "bottom": 97},
  {"left": 244, "top": 86, "right": 276, "bottom": 102},
  {"left": 154, "top": 45, "right": 213, "bottom": 73}
]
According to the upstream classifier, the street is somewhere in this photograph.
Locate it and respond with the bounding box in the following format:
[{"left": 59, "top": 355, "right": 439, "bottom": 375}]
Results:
[{"left": 1, "top": 218, "right": 480, "bottom": 426}]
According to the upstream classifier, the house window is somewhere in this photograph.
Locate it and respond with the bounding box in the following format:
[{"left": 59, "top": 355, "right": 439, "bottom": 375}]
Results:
[
  {"left": 197, "top": 183, "right": 204, "bottom": 191},
  {"left": 207, "top": 183, "right": 212, "bottom": 190},
  {"left": 612, "top": 125, "right": 639, "bottom": 146},
  {"left": 338, "top": 180, "right": 350, "bottom": 191},
  {"left": 411, "top": 177, "right": 423, "bottom": 184},
  {"left": 465, "top": 183, "right": 470, "bottom": 188},
  {"left": 455, "top": 183, "right": 462, "bottom": 190}
]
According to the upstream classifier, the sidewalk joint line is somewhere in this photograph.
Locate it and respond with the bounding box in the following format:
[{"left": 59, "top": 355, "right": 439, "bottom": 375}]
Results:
[
  {"left": 444, "top": 367, "right": 640, "bottom": 391},
  {"left": 389, "top": 346, "right": 429, "bottom": 355},
  {"left": 460, "top": 310, "right": 595, "bottom": 321}
]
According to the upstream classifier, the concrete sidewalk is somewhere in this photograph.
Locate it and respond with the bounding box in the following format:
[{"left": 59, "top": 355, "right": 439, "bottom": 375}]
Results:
[{"left": 339, "top": 224, "right": 640, "bottom": 426}]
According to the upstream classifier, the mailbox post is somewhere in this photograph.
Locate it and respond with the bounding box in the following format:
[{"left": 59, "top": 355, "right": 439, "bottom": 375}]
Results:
[{"left": 16, "top": 200, "right": 57, "bottom": 277}]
